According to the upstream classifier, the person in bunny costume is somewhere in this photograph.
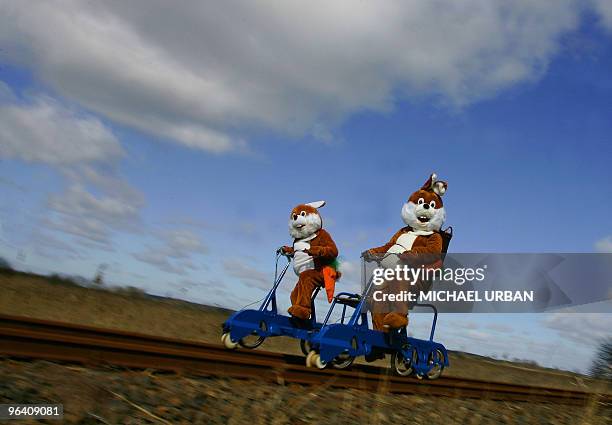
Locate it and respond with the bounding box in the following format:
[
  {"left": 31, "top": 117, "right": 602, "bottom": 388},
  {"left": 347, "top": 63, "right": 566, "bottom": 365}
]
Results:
[
  {"left": 365, "top": 173, "right": 448, "bottom": 332},
  {"left": 281, "top": 201, "right": 340, "bottom": 321}
]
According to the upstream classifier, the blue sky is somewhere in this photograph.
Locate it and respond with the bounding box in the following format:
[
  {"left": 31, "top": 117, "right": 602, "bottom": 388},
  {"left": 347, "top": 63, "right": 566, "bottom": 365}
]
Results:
[{"left": 0, "top": 1, "right": 611, "bottom": 372}]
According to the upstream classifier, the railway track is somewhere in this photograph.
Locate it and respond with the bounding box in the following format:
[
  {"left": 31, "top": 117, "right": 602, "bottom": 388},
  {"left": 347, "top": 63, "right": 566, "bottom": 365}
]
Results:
[{"left": 0, "top": 314, "right": 609, "bottom": 406}]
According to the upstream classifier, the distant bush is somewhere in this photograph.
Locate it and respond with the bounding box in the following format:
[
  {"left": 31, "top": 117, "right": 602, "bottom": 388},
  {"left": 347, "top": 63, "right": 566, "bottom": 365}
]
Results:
[
  {"left": 48, "top": 274, "right": 80, "bottom": 288},
  {"left": 112, "top": 286, "right": 147, "bottom": 298},
  {"left": 511, "top": 357, "right": 540, "bottom": 368},
  {"left": 590, "top": 339, "right": 612, "bottom": 381},
  {"left": 0, "top": 266, "right": 152, "bottom": 301},
  {"left": 0, "top": 256, "right": 13, "bottom": 271}
]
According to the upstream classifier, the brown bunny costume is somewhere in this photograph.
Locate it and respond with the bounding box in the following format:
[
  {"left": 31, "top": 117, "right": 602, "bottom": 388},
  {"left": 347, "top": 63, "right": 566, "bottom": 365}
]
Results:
[
  {"left": 368, "top": 173, "right": 448, "bottom": 331},
  {"left": 282, "top": 201, "right": 339, "bottom": 320}
]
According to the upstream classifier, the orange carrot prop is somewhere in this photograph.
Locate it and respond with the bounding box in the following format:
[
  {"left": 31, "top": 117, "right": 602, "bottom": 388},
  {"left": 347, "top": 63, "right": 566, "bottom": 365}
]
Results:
[{"left": 322, "top": 266, "right": 339, "bottom": 303}]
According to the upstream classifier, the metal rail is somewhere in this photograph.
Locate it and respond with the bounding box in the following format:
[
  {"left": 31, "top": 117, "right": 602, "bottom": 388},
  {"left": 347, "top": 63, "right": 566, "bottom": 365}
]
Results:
[{"left": 0, "top": 314, "right": 609, "bottom": 406}]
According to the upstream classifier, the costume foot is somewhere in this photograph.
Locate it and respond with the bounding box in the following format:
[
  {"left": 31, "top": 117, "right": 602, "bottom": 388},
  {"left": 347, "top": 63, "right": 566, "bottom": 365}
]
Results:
[
  {"left": 383, "top": 313, "right": 408, "bottom": 330},
  {"left": 288, "top": 305, "right": 310, "bottom": 320}
]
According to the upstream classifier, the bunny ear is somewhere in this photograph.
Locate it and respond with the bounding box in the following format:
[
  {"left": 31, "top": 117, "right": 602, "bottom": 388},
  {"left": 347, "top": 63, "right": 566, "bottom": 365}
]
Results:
[
  {"left": 306, "top": 200, "right": 326, "bottom": 209},
  {"left": 433, "top": 181, "right": 448, "bottom": 197},
  {"left": 421, "top": 173, "right": 437, "bottom": 191}
]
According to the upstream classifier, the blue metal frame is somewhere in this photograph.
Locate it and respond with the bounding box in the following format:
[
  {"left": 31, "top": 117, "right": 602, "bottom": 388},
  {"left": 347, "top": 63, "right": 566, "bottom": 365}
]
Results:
[
  {"left": 311, "top": 264, "right": 449, "bottom": 377},
  {"left": 222, "top": 252, "right": 449, "bottom": 377},
  {"left": 221, "top": 252, "right": 323, "bottom": 345}
]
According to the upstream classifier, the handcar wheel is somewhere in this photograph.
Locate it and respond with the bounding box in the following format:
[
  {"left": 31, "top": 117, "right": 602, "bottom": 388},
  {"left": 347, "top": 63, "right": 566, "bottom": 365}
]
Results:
[
  {"left": 391, "top": 348, "right": 416, "bottom": 376},
  {"left": 299, "top": 339, "right": 312, "bottom": 356},
  {"left": 305, "top": 350, "right": 317, "bottom": 368},
  {"left": 238, "top": 335, "right": 265, "bottom": 349},
  {"left": 425, "top": 349, "right": 445, "bottom": 380},
  {"left": 239, "top": 321, "right": 267, "bottom": 349},
  {"left": 312, "top": 353, "right": 327, "bottom": 369},
  {"left": 221, "top": 332, "right": 238, "bottom": 349},
  {"left": 331, "top": 352, "right": 355, "bottom": 370}
]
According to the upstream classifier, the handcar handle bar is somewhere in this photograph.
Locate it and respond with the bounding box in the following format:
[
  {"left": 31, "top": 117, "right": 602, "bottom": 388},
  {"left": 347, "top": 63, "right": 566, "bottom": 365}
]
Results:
[
  {"left": 412, "top": 303, "right": 438, "bottom": 341},
  {"left": 275, "top": 247, "right": 293, "bottom": 258},
  {"left": 259, "top": 251, "right": 291, "bottom": 312}
]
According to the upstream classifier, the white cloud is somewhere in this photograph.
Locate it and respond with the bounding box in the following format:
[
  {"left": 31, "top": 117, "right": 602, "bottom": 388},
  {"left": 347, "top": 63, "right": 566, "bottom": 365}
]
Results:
[
  {"left": 44, "top": 215, "right": 110, "bottom": 246},
  {"left": 485, "top": 323, "right": 515, "bottom": 333},
  {"left": 0, "top": 95, "right": 122, "bottom": 164},
  {"left": 0, "top": 0, "right": 598, "bottom": 151},
  {"left": 0, "top": 176, "right": 27, "bottom": 192},
  {"left": 0, "top": 82, "right": 15, "bottom": 102},
  {"left": 223, "top": 259, "right": 271, "bottom": 289},
  {"left": 133, "top": 229, "right": 207, "bottom": 275},
  {"left": 595, "top": 235, "right": 612, "bottom": 253},
  {"left": 542, "top": 313, "right": 612, "bottom": 345},
  {"left": 45, "top": 167, "right": 145, "bottom": 248},
  {"left": 49, "top": 185, "right": 139, "bottom": 223},
  {"left": 593, "top": 0, "right": 612, "bottom": 31},
  {"left": 338, "top": 260, "right": 362, "bottom": 293},
  {"left": 0, "top": 83, "right": 141, "bottom": 249},
  {"left": 134, "top": 250, "right": 187, "bottom": 276},
  {"left": 30, "top": 231, "right": 83, "bottom": 261},
  {"left": 163, "top": 230, "right": 208, "bottom": 258}
]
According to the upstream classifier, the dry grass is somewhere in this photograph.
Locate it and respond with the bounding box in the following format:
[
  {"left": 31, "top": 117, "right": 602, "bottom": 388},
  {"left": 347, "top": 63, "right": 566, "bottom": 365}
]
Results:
[
  {"left": 0, "top": 271, "right": 608, "bottom": 393},
  {"left": 1, "top": 359, "right": 610, "bottom": 425}
]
